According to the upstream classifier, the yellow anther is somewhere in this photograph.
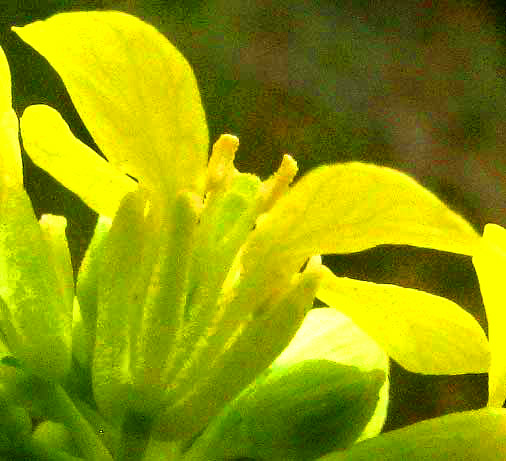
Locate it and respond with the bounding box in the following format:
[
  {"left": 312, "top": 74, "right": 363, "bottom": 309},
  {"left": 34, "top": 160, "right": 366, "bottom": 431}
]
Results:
[
  {"left": 257, "top": 154, "right": 298, "bottom": 214},
  {"left": 205, "top": 134, "right": 239, "bottom": 194},
  {"left": 276, "top": 154, "right": 298, "bottom": 183},
  {"left": 305, "top": 255, "right": 323, "bottom": 272}
]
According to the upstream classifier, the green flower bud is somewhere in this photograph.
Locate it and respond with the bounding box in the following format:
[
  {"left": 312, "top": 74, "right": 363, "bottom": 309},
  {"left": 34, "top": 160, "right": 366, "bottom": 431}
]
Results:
[
  {"left": 186, "top": 359, "right": 385, "bottom": 461},
  {"left": 32, "top": 421, "right": 79, "bottom": 456}
]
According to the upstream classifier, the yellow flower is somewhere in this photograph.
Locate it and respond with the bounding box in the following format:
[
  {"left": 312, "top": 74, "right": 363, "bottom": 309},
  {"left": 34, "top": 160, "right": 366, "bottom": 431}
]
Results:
[{"left": 2, "top": 11, "right": 489, "bottom": 444}]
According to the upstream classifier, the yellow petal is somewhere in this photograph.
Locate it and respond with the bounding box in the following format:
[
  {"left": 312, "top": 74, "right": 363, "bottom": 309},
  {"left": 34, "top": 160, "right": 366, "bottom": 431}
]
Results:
[
  {"left": 243, "top": 163, "right": 479, "bottom": 280},
  {"left": 0, "top": 46, "right": 22, "bottom": 188},
  {"left": 472, "top": 223, "right": 506, "bottom": 407},
  {"left": 21, "top": 105, "right": 137, "bottom": 217},
  {"left": 0, "top": 46, "right": 11, "bottom": 111},
  {"left": 0, "top": 110, "right": 23, "bottom": 189},
  {"left": 14, "top": 11, "right": 208, "bottom": 201},
  {"left": 275, "top": 308, "right": 388, "bottom": 373},
  {"left": 317, "top": 267, "right": 490, "bottom": 375}
]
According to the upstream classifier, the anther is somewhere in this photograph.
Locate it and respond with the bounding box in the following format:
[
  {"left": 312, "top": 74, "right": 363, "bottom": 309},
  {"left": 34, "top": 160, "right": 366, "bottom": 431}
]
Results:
[
  {"left": 205, "top": 134, "right": 239, "bottom": 194},
  {"left": 257, "top": 154, "right": 298, "bottom": 214}
]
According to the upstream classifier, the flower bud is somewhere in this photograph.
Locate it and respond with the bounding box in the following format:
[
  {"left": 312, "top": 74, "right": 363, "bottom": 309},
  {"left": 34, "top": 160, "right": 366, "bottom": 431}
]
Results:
[
  {"left": 32, "top": 421, "right": 79, "bottom": 456},
  {"left": 186, "top": 359, "right": 385, "bottom": 461}
]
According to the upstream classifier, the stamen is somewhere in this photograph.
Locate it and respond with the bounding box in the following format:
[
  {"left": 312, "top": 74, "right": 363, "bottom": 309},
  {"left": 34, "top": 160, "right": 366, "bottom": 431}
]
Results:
[
  {"left": 257, "top": 154, "right": 298, "bottom": 214},
  {"left": 205, "top": 134, "right": 239, "bottom": 194},
  {"left": 305, "top": 255, "right": 323, "bottom": 272}
]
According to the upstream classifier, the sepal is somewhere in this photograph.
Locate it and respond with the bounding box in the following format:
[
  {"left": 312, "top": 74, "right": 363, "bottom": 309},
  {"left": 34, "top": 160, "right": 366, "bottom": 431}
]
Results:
[
  {"left": 0, "top": 188, "right": 72, "bottom": 380},
  {"left": 92, "top": 189, "right": 150, "bottom": 422},
  {"left": 74, "top": 216, "right": 111, "bottom": 370},
  {"left": 132, "top": 191, "right": 201, "bottom": 414},
  {"left": 154, "top": 265, "right": 323, "bottom": 441},
  {"left": 167, "top": 172, "right": 261, "bottom": 383}
]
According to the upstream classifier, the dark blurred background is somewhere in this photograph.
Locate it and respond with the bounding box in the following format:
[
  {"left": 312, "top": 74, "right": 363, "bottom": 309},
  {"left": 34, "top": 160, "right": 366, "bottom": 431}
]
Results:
[{"left": 1, "top": 0, "right": 505, "bottom": 433}]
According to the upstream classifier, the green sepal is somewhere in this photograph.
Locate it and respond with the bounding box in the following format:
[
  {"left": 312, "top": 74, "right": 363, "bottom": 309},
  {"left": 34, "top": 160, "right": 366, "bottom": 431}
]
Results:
[
  {"left": 164, "top": 173, "right": 261, "bottom": 387},
  {"left": 74, "top": 216, "right": 111, "bottom": 369},
  {"left": 154, "top": 267, "right": 322, "bottom": 441},
  {"left": 0, "top": 187, "right": 72, "bottom": 380},
  {"left": 68, "top": 300, "right": 94, "bottom": 402},
  {"left": 143, "top": 437, "right": 182, "bottom": 461},
  {"left": 92, "top": 189, "right": 150, "bottom": 423},
  {"left": 186, "top": 360, "right": 385, "bottom": 461},
  {"left": 185, "top": 172, "right": 260, "bottom": 319},
  {"left": 131, "top": 191, "right": 200, "bottom": 416},
  {"left": 318, "top": 408, "right": 506, "bottom": 461}
]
